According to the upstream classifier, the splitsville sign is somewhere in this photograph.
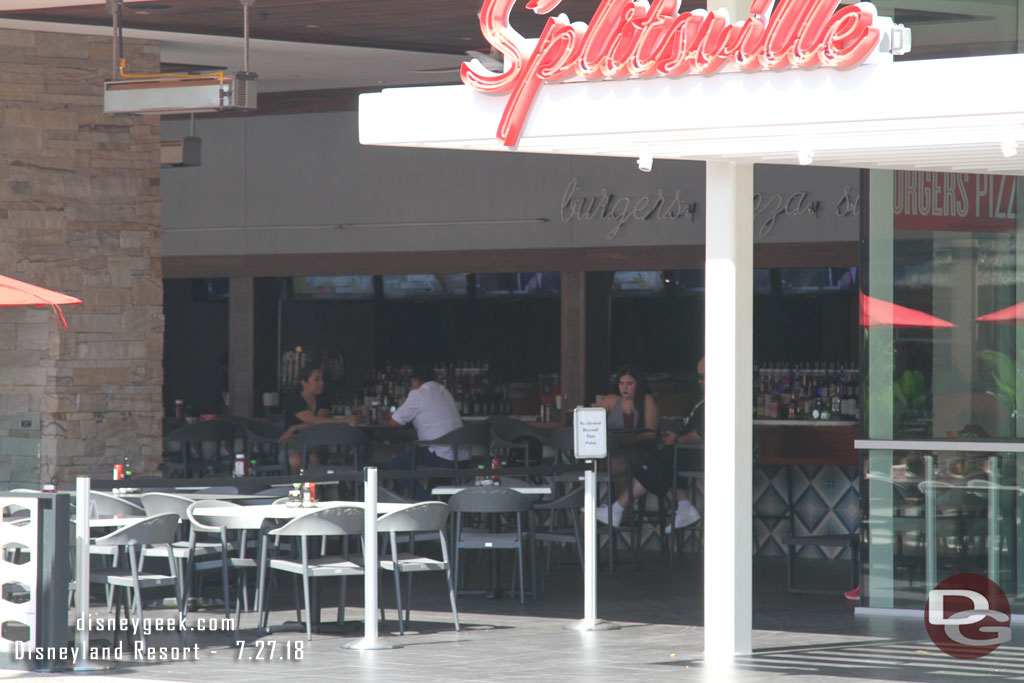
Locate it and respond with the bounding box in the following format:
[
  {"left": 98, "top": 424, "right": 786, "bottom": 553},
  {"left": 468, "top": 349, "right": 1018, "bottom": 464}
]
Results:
[{"left": 462, "top": 0, "right": 902, "bottom": 147}]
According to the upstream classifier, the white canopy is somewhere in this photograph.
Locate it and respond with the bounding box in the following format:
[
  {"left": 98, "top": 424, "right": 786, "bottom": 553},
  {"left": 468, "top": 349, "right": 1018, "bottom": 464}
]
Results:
[{"left": 360, "top": 53, "right": 1024, "bottom": 176}]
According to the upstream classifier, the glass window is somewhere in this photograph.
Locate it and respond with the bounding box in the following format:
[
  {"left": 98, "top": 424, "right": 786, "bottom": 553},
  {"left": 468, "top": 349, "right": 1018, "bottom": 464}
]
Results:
[
  {"left": 381, "top": 274, "right": 468, "bottom": 298},
  {"left": 292, "top": 275, "right": 375, "bottom": 300},
  {"left": 475, "top": 272, "right": 560, "bottom": 296},
  {"left": 863, "top": 170, "right": 1024, "bottom": 610},
  {"left": 611, "top": 271, "right": 665, "bottom": 294}
]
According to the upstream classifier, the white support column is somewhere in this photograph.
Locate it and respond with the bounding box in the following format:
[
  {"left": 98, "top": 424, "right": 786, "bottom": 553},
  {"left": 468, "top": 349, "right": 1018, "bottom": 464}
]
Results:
[{"left": 703, "top": 160, "right": 753, "bottom": 664}]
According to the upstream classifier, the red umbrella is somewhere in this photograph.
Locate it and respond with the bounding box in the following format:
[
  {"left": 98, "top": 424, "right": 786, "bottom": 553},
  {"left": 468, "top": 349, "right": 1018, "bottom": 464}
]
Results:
[
  {"left": 976, "top": 302, "right": 1024, "bottom": 324},
  {"left": 0, "top": 274, "right": 82, "bottom": 328},
  {"left": 860, "top": 291, "right": 955, "bottom": 328}
]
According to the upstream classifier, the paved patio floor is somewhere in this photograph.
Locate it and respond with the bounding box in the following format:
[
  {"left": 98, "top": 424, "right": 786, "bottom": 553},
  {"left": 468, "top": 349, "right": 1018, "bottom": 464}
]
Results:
[{"left": 3, "top": 555, "right": 1023, "bottom": 682}]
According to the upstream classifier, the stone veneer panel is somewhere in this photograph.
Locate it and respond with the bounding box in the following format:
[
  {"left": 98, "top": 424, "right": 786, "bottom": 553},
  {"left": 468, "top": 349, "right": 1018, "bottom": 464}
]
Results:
[{"left": 0, "top": 29, "right": 163, "bottom": 487}]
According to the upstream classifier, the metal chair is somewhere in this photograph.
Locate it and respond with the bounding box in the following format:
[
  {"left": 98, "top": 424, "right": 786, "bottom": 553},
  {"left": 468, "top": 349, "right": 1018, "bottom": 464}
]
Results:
[
  {"left": 416, "top": 422, "right": 492, "bottom": 468},
  {"left": 89, "top": 490, "right": 145, "bottom": 519},
  {"left": 163, "top": 420, "right": 237, "bottom": 478},
  {"left": 533, "top": 486, "right": 584, "bottom": 586},
  {"left": 487, "top": 416, "right": 546, "bottom": 476},
  {"left": 257, "top": 505, "right": 366, "bottom": 641},
  {"left": 183, "top": 500, "right": 258, "bottom": 621},
  {"left": 91, "top": 513, "right": 185, "bottom": 649},
  {"left": 448, "top": 487, "right": 535, "bottom": 605},
  {"left": 244, "top": 419, "right": 287, "bottom": 475},
  {"left": 665, "top": 443, "right": 705, "bottom": 569},
  {"left": 139, "top": 493, "right": 225, "bottom": 612},
  {"left": 376, "top": 501, "right": 459, "bottom": 635},
  {"left": 289, "top": 423, "right": 372, "bottom": 474}
]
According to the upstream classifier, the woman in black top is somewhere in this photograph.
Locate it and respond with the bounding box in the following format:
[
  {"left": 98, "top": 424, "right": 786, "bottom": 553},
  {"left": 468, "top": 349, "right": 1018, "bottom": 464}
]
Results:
[
  {"left": 597, "top": 358, "right": 704, "bottom": 532},
  {"left": 280, "top": 363, "right": 357, "bottom": 474}
]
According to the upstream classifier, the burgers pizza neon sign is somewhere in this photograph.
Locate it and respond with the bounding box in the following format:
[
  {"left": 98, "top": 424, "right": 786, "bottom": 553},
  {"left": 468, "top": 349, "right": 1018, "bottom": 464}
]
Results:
[{"left": 462, "top": 0, "right": 902, "bottom": 147}]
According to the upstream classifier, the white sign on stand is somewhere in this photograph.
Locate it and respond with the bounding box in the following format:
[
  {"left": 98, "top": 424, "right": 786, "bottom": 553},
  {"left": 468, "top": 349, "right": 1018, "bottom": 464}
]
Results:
[
  {"left": 565, "top": 406, "right": 618, "bottom": 633},
  {"left": 573, "top": 407, "right": 607, "bottom": 460}
]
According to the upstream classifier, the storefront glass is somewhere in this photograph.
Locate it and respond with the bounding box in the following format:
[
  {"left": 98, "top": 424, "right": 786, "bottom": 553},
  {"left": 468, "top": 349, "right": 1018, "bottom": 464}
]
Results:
[{"left": 863, "top": 168, "right": 1024, "bottom": 608}]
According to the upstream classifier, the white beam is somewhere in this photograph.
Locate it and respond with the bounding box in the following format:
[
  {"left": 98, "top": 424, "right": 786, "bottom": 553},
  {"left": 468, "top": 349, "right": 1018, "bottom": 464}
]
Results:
[
  {"left": 704, "top": 160, "right": 754, "bottom": 664},
  {"left": 359, "top": 54, "right": 1024, "bottom": 177}
]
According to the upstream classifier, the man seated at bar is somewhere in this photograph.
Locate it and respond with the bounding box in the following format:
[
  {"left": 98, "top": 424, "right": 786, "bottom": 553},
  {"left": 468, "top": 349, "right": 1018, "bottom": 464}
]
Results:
[
  {"left": 387, "top": 362, "right": 464, "bottom": 500},
  {"left": 280, "top": 363, "right": 359, "bottom": 474},
  {"left": 597, "top": 358, "right": 704, "bottom": 533}
]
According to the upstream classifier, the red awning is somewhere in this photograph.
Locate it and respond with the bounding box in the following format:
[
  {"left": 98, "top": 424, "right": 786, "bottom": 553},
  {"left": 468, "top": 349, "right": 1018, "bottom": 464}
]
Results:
[
  {"left": 0, "top": 274, "right": 82, "bottom": 328},
  {"left": 976, "top": 302, "right": 1024, "bottom": 324},
  {"left": 860, "top": 291, "right": 955, "bottom": 328}
]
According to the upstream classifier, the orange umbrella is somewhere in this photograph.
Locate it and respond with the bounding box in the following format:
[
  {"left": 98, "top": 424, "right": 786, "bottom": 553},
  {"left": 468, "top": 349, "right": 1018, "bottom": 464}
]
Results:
[
  {"left": 976, "top": 302, "right": 1024, "bottom": 324},
  {"left": 860, "top": 291, "right": 955, "bottom": 328},
  {"left": 0, "top": 274, "right": 81, "bottom": 328}
]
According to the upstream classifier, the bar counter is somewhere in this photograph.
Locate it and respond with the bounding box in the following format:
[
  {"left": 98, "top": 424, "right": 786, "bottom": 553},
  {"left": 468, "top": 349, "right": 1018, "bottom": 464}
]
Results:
[{"left": 755, "top": 419, "right": 859, "bottom": 466}]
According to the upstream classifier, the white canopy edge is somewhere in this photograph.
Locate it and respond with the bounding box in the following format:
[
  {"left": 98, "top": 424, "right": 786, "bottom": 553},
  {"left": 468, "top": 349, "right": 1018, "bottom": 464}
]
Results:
[{"left": 360, "top": 53, "right": 1024, "bottom": 176}]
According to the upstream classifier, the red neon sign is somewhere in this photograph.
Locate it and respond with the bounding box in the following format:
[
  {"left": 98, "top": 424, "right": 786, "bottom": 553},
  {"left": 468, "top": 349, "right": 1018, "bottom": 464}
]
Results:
[{"left": 462, "top": 0, "right": 885, "bottom": 147}]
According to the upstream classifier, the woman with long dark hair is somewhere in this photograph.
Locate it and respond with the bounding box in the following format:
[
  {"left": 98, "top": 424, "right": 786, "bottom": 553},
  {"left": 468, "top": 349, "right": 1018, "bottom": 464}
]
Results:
[
  {"left": 280, "top": 362, "right": 358, "bottom": 474},
  {"left": 596, "top": 365, "right": 659, "bottom": 526}
]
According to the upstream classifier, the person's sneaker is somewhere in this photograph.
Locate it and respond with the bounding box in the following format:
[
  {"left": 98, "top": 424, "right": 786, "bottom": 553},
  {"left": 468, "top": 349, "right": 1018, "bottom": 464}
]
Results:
[
  {"left": 595, "top": 503, "right": 623, "bottom": 526},
  {"left": 665, "top": 501, "right": 701, "bottom": 534},
  {"left": 844, "top": 585, "right": 860, "bottom": 601}
]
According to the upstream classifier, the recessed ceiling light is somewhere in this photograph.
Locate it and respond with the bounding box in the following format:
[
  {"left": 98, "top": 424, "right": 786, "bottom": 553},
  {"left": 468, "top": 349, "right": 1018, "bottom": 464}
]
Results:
[{"left": 305, "top": 24, "right": 320, "bottom": 28}]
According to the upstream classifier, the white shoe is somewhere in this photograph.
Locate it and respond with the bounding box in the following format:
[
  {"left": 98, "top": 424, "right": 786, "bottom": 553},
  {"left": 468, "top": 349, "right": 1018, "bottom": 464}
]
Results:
[
  {"left": 595, "top": 503, "right": 623, "bottom": 526},
  {"left": 665, "top": 502, "right": 701, "bottom": 534}
]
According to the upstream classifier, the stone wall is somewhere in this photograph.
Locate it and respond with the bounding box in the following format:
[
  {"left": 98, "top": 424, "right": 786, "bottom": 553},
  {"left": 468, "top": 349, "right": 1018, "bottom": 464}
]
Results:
[{"left": 0, "top": 29, "right": 163, "bottom": 488}]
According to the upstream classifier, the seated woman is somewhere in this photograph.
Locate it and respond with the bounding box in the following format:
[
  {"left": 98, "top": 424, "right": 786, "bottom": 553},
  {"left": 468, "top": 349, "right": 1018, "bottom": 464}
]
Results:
[
  {"left": 598, "top": 358, "right": 704, "bottom": 531},
  {"left": 280, "top": 363, "right": 358, "bottom": 474},
  {"left": 595, "top": 365, "right": 659, "bottom": 526}
]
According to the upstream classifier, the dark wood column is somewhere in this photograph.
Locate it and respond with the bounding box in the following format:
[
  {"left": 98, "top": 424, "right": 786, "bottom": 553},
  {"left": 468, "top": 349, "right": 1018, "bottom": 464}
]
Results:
[
  {"left": 585, "top": 272, "right": 613, "bottom": 403},
  {"left": 561, "top": 271, "right": 612, "bottom": 412},
  {"left": 228, "top": 277, "right": 255, "bottom": 418},
  {"left": 561, "top": 271, "right": 586, "bottom": 411}
]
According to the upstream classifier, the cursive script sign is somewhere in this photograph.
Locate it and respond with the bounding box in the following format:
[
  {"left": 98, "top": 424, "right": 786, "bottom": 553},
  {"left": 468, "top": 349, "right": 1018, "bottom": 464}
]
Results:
[
  {"left": 754, "top": 185, "right": 859, "bottom": 237},
  {"left": 561, "top": 177, "right": 697, "bottom": 239},
  {"left": 463, "top": 0, "right": 896, "bottom": 147}
]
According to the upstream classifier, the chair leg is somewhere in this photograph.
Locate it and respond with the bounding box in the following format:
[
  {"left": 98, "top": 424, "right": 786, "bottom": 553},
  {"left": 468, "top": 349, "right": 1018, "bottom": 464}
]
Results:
[
  {"left": 516, "top": 516, "right": 525, "bottom": 605},
  {"left": 292, "top": 575, "right": 302, "bottom": 623},
  {"left": 301, "top": 538, "right": 313, "bottom": 641},
  {"left": 220, "top": 535, "right": 231, "bottom": 621},
  {"left": 257, "top": 534, "right": 270, "bottom": 631},
  {"left": 338, "top": 576, "right": 347, "bottom": 626},
  {"left": 302, "top": 573, "right": 313, "bottom": 641},
  {"left": 128, "top": 547, "right": 146, "bottom": 650},
  {"left": 439, "top": 532, "right": 459, "bottom": 631}
]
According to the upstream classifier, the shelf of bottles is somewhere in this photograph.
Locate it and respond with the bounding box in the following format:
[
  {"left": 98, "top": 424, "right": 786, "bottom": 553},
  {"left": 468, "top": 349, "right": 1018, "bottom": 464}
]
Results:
[
  {"left": 754, "top": 362, "right": 859, "bottom": 421},
  {"left": 356, "top": 361, "right": 511, "bottom": 424}
]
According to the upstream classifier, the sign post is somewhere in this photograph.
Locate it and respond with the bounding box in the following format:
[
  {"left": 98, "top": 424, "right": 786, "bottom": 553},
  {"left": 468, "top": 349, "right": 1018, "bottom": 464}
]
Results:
[
  {"left": 72, "top": 476, "right": 112, "bottom": 672},
  {"left": 565, "top": 407, "right": 619, "bottom": 632},
  {"left": 344, "top": 467, "right": 399, "bottom": 650}
]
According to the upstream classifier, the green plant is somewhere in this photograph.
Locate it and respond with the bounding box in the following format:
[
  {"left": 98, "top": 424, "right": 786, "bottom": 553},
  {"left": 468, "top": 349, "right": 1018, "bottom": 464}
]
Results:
[{"left": 977, "top": 349, "right": 1020, "bottom": 419}]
